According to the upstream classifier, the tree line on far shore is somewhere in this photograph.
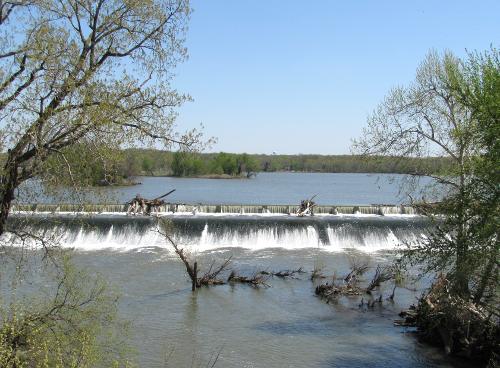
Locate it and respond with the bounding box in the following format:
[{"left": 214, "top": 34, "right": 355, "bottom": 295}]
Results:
[
  {"left": 43, "top": 149, "right": 451, "bottom": 185},
  {"left": 129, "top": 150, "right": 451, "bottom": 177}
]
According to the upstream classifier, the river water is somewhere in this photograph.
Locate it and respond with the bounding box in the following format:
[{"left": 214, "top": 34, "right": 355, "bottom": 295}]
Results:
[
  {"left": 6, "top": 173, "right": 467, "bottom": 367},
  {"left": 24, "top": 172, "right": 440, "bottom": 205}
]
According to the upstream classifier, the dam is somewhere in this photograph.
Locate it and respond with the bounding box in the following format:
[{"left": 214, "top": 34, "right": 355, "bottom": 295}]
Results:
[
  {"left": 7, "top": 203, "right": 428, "bottom": 252},
  {"left": 11, "top": 203, "right": 418, "bottom": 215}
]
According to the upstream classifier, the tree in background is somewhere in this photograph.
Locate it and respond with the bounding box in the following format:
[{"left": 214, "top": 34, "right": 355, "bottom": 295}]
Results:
[
  {"left": 353, "top": 48, "right": 499, "bottom": 362},
  {"left": 171, "top": 150, "right": 203, "bottom": 177},
  {"left": 141, "top": 156, "right": 155, "bottom": 176},
  {"left": 211, "top": 152, "right": 237, "bottom": 175},
  {"left": 236, "top": 153, "right": 258, "bottom": 176}
]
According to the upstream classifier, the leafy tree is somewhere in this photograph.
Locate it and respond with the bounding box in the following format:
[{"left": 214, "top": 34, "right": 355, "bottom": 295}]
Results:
[
  {"left": 353, "top": 50, "right": 482, "bottom": 296},
  {"left": 236, "top": 153, "right": 258, "bottom": 175},
  {"left": 0, "top": 0, "right": 201, "bottom": 235},
  {"left": 141, "top": 156, "right": 155, "bottom": 176},
  {"left": 353, "top": 49, "right": 499, "bottom": 360},
  {"left": 0, "top": 254, "right": 132, "bottom": 367},
  {"left": 0, "top": 1, "right": 198, "bottom": 366},
  {"left": 211, "top": 152, "right": 237, "bottom": 175},
  {"left": 171, "top": 151, "right": 203, "bottom": 177},
  {"left": 44, "top": 142, "right": 128, "bottom": 187},
  {"left": 446, "top": 48, "right": 499, "bottom": 305}
]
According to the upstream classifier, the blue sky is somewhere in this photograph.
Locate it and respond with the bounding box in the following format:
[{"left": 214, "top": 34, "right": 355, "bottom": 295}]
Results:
[{"left": 173, "top": 0, "right": 499, "bottom": 154}]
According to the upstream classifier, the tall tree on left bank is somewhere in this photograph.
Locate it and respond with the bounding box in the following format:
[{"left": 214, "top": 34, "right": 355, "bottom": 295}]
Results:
[{"left": 0, "top": 0, "right": 200, "bottom": 235}]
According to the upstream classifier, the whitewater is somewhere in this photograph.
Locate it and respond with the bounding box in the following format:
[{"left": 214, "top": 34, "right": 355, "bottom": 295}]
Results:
[{"left": 6, "top": 211, "right": 429, "bottom": 253}]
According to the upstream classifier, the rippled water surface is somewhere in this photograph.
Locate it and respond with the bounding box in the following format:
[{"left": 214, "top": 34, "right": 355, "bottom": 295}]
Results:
[
  {"left": 8, "top": 172, "right": 464, "bottom": 367},
  {"left": 22, "top": 172, "right": 440, "bottom": 205},
  {"left": 72, "top": 248, "right": 466, "bottom": 367}
]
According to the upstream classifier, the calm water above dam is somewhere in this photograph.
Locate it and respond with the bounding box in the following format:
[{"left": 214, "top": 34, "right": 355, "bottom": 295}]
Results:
[{"left": 24, "top": 172, "right": 439, "bottom": 205}]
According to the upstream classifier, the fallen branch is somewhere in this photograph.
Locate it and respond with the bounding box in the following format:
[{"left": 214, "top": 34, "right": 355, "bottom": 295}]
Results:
[
  {"left": 260, "top": 267, "right": 305, "bottom": 278},
  {"left": 344, "top": 257, "right": 370, "bottom": 285},
  {"left": 366, "top": 265, "right": 394, "bottom": 293},
  {"left": 228, "top": 271, "right": 270, "bottom": 287},
  {"left": 311, "top": 267, "right": 327, "bottom": 281},
  {"left": 297, "top": 195, "right": 317, "bottom": 217},
  {"left": 159, "top": 227, "right": 231, "bottom": 290},
  {"left": 315, "top": 279, "right": 362, "bottom": 302},
  {"left": 198, "top": 257, "right": 232, "bottom": 286}
]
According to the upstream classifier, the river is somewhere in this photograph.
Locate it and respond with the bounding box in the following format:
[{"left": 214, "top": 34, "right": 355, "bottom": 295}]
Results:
[
  {"left": 22, "top": 172, "right": 441, "bottom": 205},
  {"left": 5, "top": 173, "right": 467, "bottom": 367}
]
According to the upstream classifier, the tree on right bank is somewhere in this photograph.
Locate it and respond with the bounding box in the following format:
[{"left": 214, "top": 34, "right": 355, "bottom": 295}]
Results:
[{"left": 353, "top": 47, "right": 499, "bottom": 365}]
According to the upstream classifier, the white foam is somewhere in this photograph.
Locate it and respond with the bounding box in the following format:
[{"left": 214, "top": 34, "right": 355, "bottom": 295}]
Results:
[{"left": 4, "top": 215, "right": 425, "bottom": 253}]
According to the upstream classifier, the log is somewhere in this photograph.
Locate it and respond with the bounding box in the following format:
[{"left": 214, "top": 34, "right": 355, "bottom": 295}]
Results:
[{"left": 192, "top": 262, "right": 197, "bottom": 291}]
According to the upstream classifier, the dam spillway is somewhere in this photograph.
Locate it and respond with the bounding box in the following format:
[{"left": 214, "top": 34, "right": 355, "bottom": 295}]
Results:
[
  {"left": 6, "top": 209, "right": 429, "bottom": 252},
  {"left": 11, "top": 203, "right": 418, "bottom": 215}
]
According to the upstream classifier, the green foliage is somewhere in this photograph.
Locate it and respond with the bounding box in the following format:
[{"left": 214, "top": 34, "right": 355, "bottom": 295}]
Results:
[
  {"left": 95, "top": 149, "right": 453, "bottom": 180},
  {"left": 356, "top": 47, "right": 499, "bottom": 305},
  {"left": 170, "top": 151, "right": 260, "bottom": 177},
  {"left": 141, "top": 156, "right": 154, "bottom": 176},
  {"left": 355, "top": 47, "right": 499, "bottom": 361},
  {"left": 212, "top": 152, "right": 237, "bottom": 175},
  {"left": 405, "top": 49, "right": 499, "bottom": 302},
  {"left": 0, "top": 253, "right": 134, "bottom": 368},
  {"left": 43, "top": 143, "right": 130, "bottom": 187},
  {"left": 171, "top": 151, "right": 204, "bottom": 177}
]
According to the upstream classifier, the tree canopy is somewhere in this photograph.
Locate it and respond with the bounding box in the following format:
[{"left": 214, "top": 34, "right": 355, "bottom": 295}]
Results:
[
  {"left": 0, "top": 0, "right": 204, "bottom": 234},
  {"left": 0, "top": 1, "right": 197, "bottom": 366},
  {"left": 353, "top": 48, "right": 499, "bottom": 361}
]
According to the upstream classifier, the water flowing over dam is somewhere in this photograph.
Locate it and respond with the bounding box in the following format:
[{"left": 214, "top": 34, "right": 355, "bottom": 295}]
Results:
[
  {"left": 7, "top": 209, "right": 429, "bottom": 252},
  {"left": 11, "top": 203, "right": 418, "bottom": 215}
]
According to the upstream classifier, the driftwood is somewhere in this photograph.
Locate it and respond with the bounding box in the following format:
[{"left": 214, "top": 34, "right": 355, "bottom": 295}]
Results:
[
  {"left": 366, "top": 265, "right": 394, "bottom": 293},
  {"left": 315, "top": 262, "right": 396, "bottom": 304},
  {"left": 398, "top": 275, "right": 500, "bottom": 363},
  {"left": 227, "top": 271, "right": 270, "bottom": 287},
  {"left": 315, "top": 281, "right": 362, "bottom": 301},
  {"left": 296, "top": 195, "right": 317, "bottom": 217},
  {"left": 394, "top": 306, "right": 417, "bottom": 327},
  {"left": 127, "top": 189, "right": 176, "bottom": 215},
  {"left": 311, "top": 267, "right": 327, "bottom": 281},
  {"left": 260, "top": 267, "right": 305, "bottom": 278},
  {"left": 344, "top": 257, "right": 370, "bottom": 284},
  {"left": 160, "top": 228, "right": 231, "bottom": 290},
  {"left": 197, "top": 257, "right": 232, "bottom": 286}
]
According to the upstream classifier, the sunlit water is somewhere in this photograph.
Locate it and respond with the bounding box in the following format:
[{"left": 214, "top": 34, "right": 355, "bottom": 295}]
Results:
[
  {"left": 19, "top": 173, "right": 441, "bottom": 205},
  {"left": 5, "top": 174, "right": 464, "bottom": 367},
  {"left": 4, "top": 213, "right": 469, "bottom": 367},
  {"left": 71, "top": 248, "right": 466, "bottom": 368}
]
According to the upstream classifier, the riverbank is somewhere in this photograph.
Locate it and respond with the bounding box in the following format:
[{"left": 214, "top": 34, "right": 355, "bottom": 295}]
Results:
[{"left": 165, "top": 173, "right": 252, "bottom": 180}]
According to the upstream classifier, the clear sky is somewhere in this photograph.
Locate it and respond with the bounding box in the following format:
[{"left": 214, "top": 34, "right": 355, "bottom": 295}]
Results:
[{"left": 173, "top": 0, "right": 499, "bottom": 155}]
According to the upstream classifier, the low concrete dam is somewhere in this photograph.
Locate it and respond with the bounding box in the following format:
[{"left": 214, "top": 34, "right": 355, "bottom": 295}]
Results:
[
  {"left": 6, "top": 211, "right": 429, "bottom": 252},
  {"left": 11, "top": 203, "right": 417, "bottom": 215}
]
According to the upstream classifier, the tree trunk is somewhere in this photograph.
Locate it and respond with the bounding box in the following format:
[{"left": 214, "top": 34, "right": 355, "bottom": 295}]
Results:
[
  {"left": 452, "top": 176, "right": 471, "bottom": 298},
  {"left": 0, "top": 161, "right": 19, "bottom": 236},
  {"left": 192, "top": 262, "right": 197, "bottom": 291},
  {"left": 473, "top": 244, "right": 498, "bottom": 303}
]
